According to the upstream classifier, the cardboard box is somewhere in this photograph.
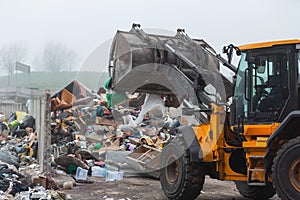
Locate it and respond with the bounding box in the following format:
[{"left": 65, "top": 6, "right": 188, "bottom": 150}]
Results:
[
  {"left": 95, "top": 116, "right": 117, "bottom": 127},
  {"left": 32, "top": 176, "right": 48, "bottom": 188}
]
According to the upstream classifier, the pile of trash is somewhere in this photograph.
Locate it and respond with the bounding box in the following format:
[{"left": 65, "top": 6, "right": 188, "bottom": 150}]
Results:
[
  {"left": 0, "top": 112, "right": 46, "bottom": 199},
  {"left": 0, "top": 161, "right": 29, "bottom": 198},
  {"left": 0, "top": 111, "right": 72, "bottom": 199},
  {"left": 0, "top": 111, "right": 38, "bottom": 161},
  {"left": 0, "top": 79, "right": 189, "bottom": 198},
  {"left": 49, "top": 80, "right": 188, "bottom": 179}
]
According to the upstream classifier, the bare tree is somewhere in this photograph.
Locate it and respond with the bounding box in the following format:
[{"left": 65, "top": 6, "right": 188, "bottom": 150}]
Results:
[
  {"left": 42, "top": 41, "right": 79, "bottom": 72},
  {"left": 65, "top": 49, "right": 79, "bottom": 71},
  {"left": 0, "top": 43, "right": 26, "bottom": 76}
]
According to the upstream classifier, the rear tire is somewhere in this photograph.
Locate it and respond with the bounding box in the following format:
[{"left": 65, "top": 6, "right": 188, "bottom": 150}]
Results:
[
  {"left": 235, "top": 181, "right": 275, "bottom": 199},
  {"left": 272, "top": 136, "right": 300, "bottom": 200},
  {"left": 160, "top": 138, "right": 205, "bottom": 200}
]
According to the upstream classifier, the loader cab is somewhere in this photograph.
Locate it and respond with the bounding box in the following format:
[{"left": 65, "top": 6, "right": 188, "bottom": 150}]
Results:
[{"left": 232, "top": 40, "right": 300, "bottom": 126}]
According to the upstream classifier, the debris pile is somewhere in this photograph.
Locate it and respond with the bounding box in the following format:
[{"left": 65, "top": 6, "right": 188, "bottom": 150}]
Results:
[
  {"left": 49, "top": 83, "right": 187, "bottom": 179},
  {"left": 0, "top": 111, "right": 71, "bottom": 199},
  {"left": 0, "top": 112, "right": 39, "bottom": 198},
  {"left": 0, "top": 79, "right": 189, "bottom": 198}
]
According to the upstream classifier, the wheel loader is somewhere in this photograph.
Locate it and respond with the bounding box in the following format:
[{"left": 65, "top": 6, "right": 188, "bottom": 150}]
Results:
[{"left": 108, "top": 23, "right": 300, "bottom": 200}]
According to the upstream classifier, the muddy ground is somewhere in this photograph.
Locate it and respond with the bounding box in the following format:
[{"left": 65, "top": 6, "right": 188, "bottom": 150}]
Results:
[{"left": 65, "top": 176, "right": 280, "bottom": 200}]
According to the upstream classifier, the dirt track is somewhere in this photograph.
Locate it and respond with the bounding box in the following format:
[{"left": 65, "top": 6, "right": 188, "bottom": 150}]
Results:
[{"left": 65, "top": 176, "right": 280, "bottom": 200}]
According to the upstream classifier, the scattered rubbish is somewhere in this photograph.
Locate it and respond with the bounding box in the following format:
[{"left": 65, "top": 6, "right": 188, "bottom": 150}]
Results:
[
  {"left": 19, "top": 190, "right": 31, "bottom": 200},
  {"left": 126, "top": 145, "right": 161, "bottom": 179},
  {"left": 75, "top": 167, "right": 88, "bottom": 181},
  {"left": 91, "top": 166, "right": 107, "bottom": 177},
  {"left": 0, "top": 74, "right": 189, "bottom": 198},
  {"left": 105, "top": 170, "right": 124, "bottom": 182},
  {"left": 63, "top": 181, "right": 74, "bottom": 190},
  {"left": 32, "top": 176, "right": 48, "bottom": 189}
]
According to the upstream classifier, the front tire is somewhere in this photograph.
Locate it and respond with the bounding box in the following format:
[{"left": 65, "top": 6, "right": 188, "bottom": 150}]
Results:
[
  {"left": 160, "top": 138, "right": 205, "bottom": 200},
  {"left": 272, "top": 136, "right": 300, "bottom": 200},
  {"left": 235, "top": 181, "right": 275, "bottom": 199}
]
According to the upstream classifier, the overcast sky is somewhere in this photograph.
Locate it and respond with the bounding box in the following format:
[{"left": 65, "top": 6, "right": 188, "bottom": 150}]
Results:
[{"left": 0, "top": 0, "right": 299, "bottom": 74}]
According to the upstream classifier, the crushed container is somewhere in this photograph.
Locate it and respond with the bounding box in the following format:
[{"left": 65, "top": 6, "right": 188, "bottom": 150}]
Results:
[
  {"left": 75, "top": 167, "right": 88, "bottom": 181},
  {"left": 105, "top": 170, "right": 124, "bottom": 181},
  {"left": 91, "top": 166, "right": 107, "bottom": 177}
]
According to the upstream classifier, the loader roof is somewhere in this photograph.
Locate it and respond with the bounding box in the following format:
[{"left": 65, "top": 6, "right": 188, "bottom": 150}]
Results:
[{"left": 238, "top": 39, "right": 300, "bottom": 51}]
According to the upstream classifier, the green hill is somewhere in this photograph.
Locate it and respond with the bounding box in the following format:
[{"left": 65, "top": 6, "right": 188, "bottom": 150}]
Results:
[{"left": 0, "top": 71, "right": 108, "bottom": 92}]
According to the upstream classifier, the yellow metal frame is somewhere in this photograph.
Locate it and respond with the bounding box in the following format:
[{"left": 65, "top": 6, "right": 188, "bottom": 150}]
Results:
[
  {"left": 238, "top": 39, "right": 300, "bottom": 51},
  {"left": 193, "top": 103, "right": 280, "bottom": 182}
]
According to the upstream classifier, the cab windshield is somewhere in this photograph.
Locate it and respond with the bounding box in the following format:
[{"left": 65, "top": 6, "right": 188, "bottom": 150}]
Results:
[{"left": 234, "top": 49, "right": 289, "bottom": 123}]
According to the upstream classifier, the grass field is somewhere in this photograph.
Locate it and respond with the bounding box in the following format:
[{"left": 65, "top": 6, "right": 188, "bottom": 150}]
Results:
[{"left": 0, "top": 71, "right": 108, "bottom": 92}]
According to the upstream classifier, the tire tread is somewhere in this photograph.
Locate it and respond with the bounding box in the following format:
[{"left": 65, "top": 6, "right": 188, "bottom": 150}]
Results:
[
  {"left": 272, "top": 136, "right": 300, "bottom": 200},
  {"left": 161, "top": 133, "right": 205, "bottom": 200}
]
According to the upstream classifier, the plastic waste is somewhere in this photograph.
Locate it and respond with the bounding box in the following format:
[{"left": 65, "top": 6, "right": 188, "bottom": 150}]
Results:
[
  {"left": 134, "top": 94, "right": 166, "bottom": 126},
  {"left": 105, "top": 170, "right": 124, "bottom": 181},
  {"left": 91, "top": 166, "right": 107, "bottom": 177},
  {"left": 75, "top": 167, "right": 88, "bottom": 181}
]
